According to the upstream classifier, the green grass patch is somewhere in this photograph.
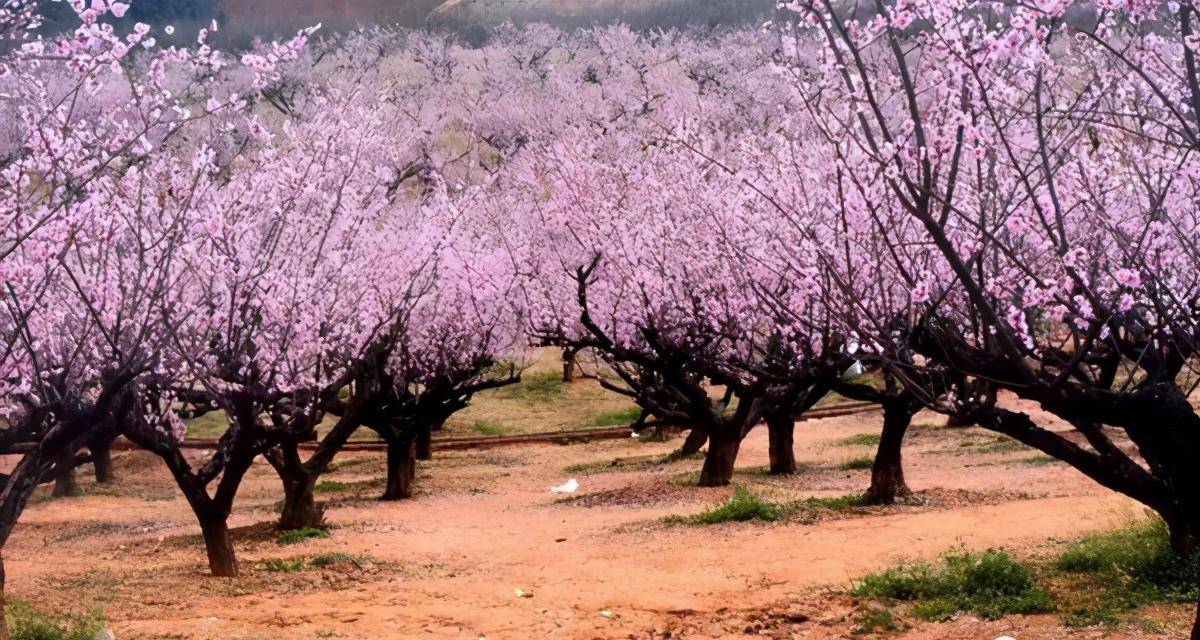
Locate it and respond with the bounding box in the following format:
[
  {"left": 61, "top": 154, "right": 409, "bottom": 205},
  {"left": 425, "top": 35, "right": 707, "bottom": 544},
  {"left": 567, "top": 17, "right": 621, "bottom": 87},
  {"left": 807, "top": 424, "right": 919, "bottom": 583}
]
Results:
[
  {"left": 495, "top": 371, "right": 563, "bottom": 403},
  {"left": 854, "top": 548, "right": 1054, "bottom": 621},
  {"left": 263, "top": 557, "right": 305, "bottom": 573},
  {"left": 592, "top": 406, "right": 642, "bottom": 426},
  {"left": 839, "top": 433, "right": 881, "bottom": 447},
  {"left": 665, "top": 487, "right": 783, "bottom": 525},
  {"left": 471, "top": 420, "right": 508, "bottom": 436},
  {"left": 1055, "top": 517, "right": 1199, "bottom": 627},
  {"left": 314, "top": 480, "right": 349, "bottom": 493},
  {"left": 276, "top": 527, "right": 330, "bottom": 545},
  {"left": 839, "top": 456, "right": 875, "bottom": 471},
  {"left": 7, "top": 598, "right": 106, "bottom": 640}
]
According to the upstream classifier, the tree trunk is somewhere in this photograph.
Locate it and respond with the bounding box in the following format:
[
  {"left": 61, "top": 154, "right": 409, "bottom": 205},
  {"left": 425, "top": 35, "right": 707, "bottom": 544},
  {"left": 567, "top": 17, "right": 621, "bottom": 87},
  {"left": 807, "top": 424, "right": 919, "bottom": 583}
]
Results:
[
  {"left": 679, "top": 428, "right": 708, "bottom": 456},
  {"left": 0, "top": 550, "right": 8, "bottom": 640},
  {"left": 864, "top": 401, "right": 915, "bottom": 505},
  {"left": 944, "top": 414, "right": 973, "bottom": 428},
  {"left": 92, "top": 438, "right": 114, "bottom": 484},
  {"left": 766, "top": 415, "right": 797, "bottom": 475},
  {"left": 562, "top": 348, "right": 577, "bottom": 382},
  {"left": 382, "top": 436, "right": 416, "bottom": 500},
  {"left": 415, "top": 425, "right": 432, "bottom": 461},
  {"left": 278, "top": 475, "right": 323, "bottom": 531},
  {"left": 52, "top": 463, "right": 79, "bottom": 498},
  {"left": 1165, "top": 512, "right": 1200, "bottom": 556},
  {"left": 199, "top": 516, "right": 238, "bottom": 577},
  {"left": 1191, "top": 598, "right": 1199, "bottom": 640},
  {"left": 698, "top": 430, "right": 741, "bottom": 487}
]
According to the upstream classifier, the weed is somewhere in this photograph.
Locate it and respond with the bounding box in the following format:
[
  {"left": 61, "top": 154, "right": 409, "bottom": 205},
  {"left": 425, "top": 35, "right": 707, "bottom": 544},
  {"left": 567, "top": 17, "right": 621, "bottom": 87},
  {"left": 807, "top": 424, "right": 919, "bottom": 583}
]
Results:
[
  {"left": 592, "top": 406, "right": 642, "bottom": 426},
  {"left": 851, "top": 606, "right": 906, "bottom": 636},
  {"left": 7, "top": 599, "right": 106, "bottom": 640},
  {"left": 309, "top": 552, "right": 358, "bottom": 568},
  {"left": 839, "top": 456, "right": 875, "bottom": 471},
  {"left": 854, "top": 548, "right": 1054, "bottom": 621},
  {"left": 313, "top": 480, "right": 348, "bottom": 493},
  {"left": 792, "top": 494, "right": 869, "bottom": 511},
  {"left": 839, "top": 433, "right": 882, "bottom": 447},
  {"left": 472, "top": 420, "right": 507, "bottom": 436},
  {"left": 276, "top": 527, "right": 330, "bottom": 545},
  {"left": 665, "top": 487, "right": 783, "bottom": 525},
  {"left": 263, "top": 557, "right": 304, "bottom": 573},
  {"left": 1055, "top": 517, "right": 1199, "bottom": 627}
]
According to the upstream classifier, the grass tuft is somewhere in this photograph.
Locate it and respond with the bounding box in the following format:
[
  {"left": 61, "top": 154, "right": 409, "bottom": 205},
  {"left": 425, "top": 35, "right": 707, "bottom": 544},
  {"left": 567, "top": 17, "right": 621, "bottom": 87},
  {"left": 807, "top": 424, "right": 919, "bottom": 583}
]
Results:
[
  {"left": 309, "top": 552, "right": 358, "bottom": 568},
  {"left": 666, "top": 487, "right": 783, "bottom": 525},
  {"left": 471, "top": 420, "right": 508, "bottom": 436},
  {"left": 276, "top": 527, "right": 330, "bottom": 546},
  {"left": 854, "top": 548, "right": 1054, "bottom": 622},
  {"left": 839, "top": 456, "right": 875, "bottom": 471},
  {"left": 592, "top": 406, "right": 642, "bottom": 426},
  {"left": 793, "top": 494, "right": 869, "bottom": 511},
  {"left": 7, "top": 599, "right": 106, "bottom": 640},
  {"left": 839, "top": 433, "right": 882, "bottom": 447},
  {"left": 263, "top": 557, "right": 305, "bottom": 573},
  {"left": 314, "top": 480, "right": 349, "bottom": 494}
]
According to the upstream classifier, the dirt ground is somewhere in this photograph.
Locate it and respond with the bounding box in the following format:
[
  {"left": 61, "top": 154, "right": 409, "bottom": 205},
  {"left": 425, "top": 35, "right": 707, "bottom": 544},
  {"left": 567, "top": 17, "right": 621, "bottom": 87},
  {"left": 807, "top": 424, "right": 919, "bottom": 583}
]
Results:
[{"left": 8, "top": 406, "right": 1194, "bottom": 640}]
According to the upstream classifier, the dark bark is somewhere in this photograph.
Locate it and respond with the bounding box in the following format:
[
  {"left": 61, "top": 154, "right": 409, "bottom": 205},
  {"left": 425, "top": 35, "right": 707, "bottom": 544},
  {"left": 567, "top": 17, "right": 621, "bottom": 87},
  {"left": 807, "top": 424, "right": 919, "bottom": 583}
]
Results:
[
  {"left": 1191, "top": 598, "right": 1199, "bottom": 640},
  {"left": 766, "top": 414, "right": 797, "bottom": 475},
  {"left": 278, "top": 472, "right": 323, "bottom": 531},
  {"left": 198, "top": 516, "right": 238, "bottom": 577},
  {"left": 864, "top": 400, "right": 916, "bottom": 505},
  {"left": 0, "top": 551, "right": 7, "bottom": 640},
  {"left": 944, "top": 414, "right": 973, "bottom": 428},
  {"left": 698, "top": 429, "right": 741, "bottom": 487},
  {"left": 382, "top": 436, "right": 416, "bottom": 500},
  {"left": 562, "top": 348, "right": 577, "bottom": 382},
  {"left": 1164, "top": 512, "right": 1200, "bottom": 556},
  {"left": 678, "top": 428, "right": 708, "bottom": 457},
  {"left": 91, "top": 437, "right": 114, "bottom": 484},
  {"left": 415, "top": 424, "right": 433, "bottom": 460},
  {"left": 51, "top": 453, "right": 79, "bottom": 498}
]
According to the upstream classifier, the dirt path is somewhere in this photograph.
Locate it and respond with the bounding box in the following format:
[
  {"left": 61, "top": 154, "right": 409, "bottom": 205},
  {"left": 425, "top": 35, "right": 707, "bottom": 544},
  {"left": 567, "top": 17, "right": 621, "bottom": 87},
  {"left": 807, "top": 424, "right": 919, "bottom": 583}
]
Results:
[{"left": 6, "top": 411, "right": 1187, "bottom": 639}]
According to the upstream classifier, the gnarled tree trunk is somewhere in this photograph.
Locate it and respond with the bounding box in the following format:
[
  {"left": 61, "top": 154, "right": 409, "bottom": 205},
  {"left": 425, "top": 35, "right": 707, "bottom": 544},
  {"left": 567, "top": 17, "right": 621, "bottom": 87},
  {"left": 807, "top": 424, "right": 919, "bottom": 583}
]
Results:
[
  {"left": 415, "top": 424, "right": 433, "bottom": 461},
  {"left": 678, "top": 428, "right": 707, "bottom": 457},
  {"left": 51, "top": 453, "right": 80, "bottom": 498},
  {"left": 382, "top": 435, "right": 417, "bottom": 500},
  {"left": 766, "top": 414, "right": 797, "bottom": 475},
  {"left": 864, "top": 400, "right": 916, "bottom": 505},
  {"left": 698, "top": 429, "right": 741, "bottom": 487},
  {"left": 198, "top": 516, "right": 238, "bottom": 577},
  {"left": 91, "top": 438, "right": 114, "bottom": 484},
  {"left": 278, "top": 474, "right": 323, "bottom": 531}
]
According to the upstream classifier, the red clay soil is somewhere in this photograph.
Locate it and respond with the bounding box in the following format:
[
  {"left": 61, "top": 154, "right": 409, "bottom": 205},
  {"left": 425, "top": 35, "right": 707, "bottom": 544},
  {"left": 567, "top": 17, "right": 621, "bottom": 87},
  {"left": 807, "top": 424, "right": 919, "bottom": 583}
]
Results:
[{"left": 6, "top": 405, "right": 1192, "bottom": 639}]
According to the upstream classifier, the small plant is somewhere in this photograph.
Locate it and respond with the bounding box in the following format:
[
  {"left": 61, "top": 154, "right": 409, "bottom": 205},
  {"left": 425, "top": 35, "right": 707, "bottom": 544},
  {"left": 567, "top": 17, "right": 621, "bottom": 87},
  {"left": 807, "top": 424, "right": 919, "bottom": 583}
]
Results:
[
  {"left": 666, "top": 487, "right": 783, "bottom": 525},
  {"left": 839, "top": 433, "right": 882, "bottom": 447},
  {"left": 314, "top": 480, "right": 348, "bottom": 493},
  {"left": 851, "top": 606, "right": 906, "bottom": 636},
  {"left": 472, "top": 420, "right": 507, "bottom": 436},
  {"left": 263, "top": 557, "right": 305, "bottom": 572},
  {"left": 276, "top": 527, "right": 330, "bottom": 545},
  {"left": 309, "top": 552, "right": 358, "bottom": 567},
  {"left": 7, "top": 598, "right": 106, "bottom": 640},
  {"left": 592, "top": 406, "right": 642, "bottom": 426},
  {"left": 854, "top": 548, "right": 1054, "bottom": 622},
  {"left": 839, "top": 456, "right": 874, "bottom": 471}
]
